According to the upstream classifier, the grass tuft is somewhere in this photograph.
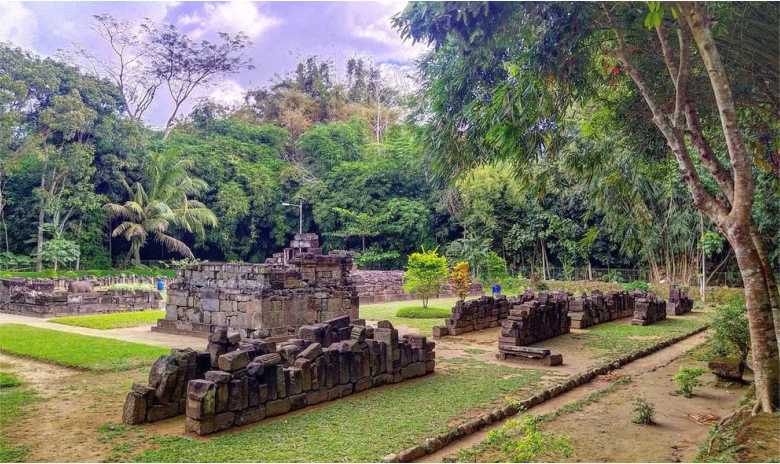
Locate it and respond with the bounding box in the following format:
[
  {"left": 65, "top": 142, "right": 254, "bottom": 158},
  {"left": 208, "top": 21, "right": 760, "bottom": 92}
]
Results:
[
  {"left": 50, "top": 311, "right": 164, "bottom": 330},
  {"left": 395, "top": 306, "right": 451, "bottom": 319},
  {"left": 0, "top": 324, "right": 168, "bottom": 371}
]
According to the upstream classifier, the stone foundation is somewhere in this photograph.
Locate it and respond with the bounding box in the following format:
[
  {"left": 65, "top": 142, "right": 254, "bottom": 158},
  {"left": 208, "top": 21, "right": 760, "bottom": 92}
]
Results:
[
  {"left": 155, "top": 234, "right": 359, "bottom": 337},
  {"left": 666, "top": 285, "right": 693, "bottom": 315},
  {"left": 0, "top": 278, "right": 163, "bottom": 316},
  {"left": 123, "top": 317, "right": 436, "bottom": 434}
]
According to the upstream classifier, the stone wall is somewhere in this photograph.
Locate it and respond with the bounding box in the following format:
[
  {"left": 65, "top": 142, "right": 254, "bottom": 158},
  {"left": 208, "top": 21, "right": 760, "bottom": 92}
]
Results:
[
  {"left": 352, "top": 270, "right": 483, "bottom": 304},
  {"left": 631, "top": 295, "right": 667, "bottom": 325},
  {"left": 666, "top": 285, "right": 693, "bottom": 315},
  {"left": 123, "top": 317, "right": 436, "bottom": 435},
  {"left": 499, "top": 292, "right": 572, "bottom": 348},
  {"left": 0, "top": 278, "right": 163, "bottom": 316},
  {"left": 154, "top": 234, "right": 359, "bottom": 337},
  {"left": 567, "top": 290, "right": 636, "bottom": 329}
]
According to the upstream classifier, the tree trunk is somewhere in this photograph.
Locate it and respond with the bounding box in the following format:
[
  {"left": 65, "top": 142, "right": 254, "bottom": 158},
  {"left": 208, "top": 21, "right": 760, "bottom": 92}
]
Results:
[
  {"left": 36, "top": 208, "right": 44, "bottom": 272},
  {"left": 132, "top": 241, "right": 141, "bottom": 266},
  {"left": 751, "top": 229, "right": 780, "bottom": 347},
  {"left": 729, "top": 226, "right": 780, "bottom": 412}
]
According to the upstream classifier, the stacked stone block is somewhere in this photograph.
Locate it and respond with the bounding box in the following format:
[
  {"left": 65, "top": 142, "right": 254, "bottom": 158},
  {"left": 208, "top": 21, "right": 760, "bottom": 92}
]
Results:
[
  {"left": 0, "top": 278, "right": 163, "bottom": 316},
  {"left": 631, "top": 295, "right": 667, "bottom": 325},
  {"left": 155, "top": 234, "right": 359, "bottom": 337},
  {"left": 666, "top": 285, "right": 693, "bottom": 315},
  {"left": 498, "top": 292, "right": 571, "bottom": 348},
  {"left": 567, "top": 290, "right": 635, "bottom": 329},
  {"left": 183, "top": 317, "right": 435, "bottom": 435}
]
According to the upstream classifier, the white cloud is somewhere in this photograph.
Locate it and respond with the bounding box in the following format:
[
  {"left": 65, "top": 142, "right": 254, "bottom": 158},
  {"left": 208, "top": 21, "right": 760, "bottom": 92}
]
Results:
[
  {"left": 187, "top": 2, "right": 280, "bottom": 40},
  {"left": 209, "top": 79, "right": 246, "bottom": 106},
  {"left": 0, "top": 2, "right": 38, "bottom": 49},
  {"left": 350, "top": 2, "right": 428, "bottom": 61}
]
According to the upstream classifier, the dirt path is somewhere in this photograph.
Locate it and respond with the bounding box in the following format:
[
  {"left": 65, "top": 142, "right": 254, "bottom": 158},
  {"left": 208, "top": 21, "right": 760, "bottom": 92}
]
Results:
[
  {"left": 420, "top": 330, "right": 724, "bottom": 462},
  {"left": 0, "top": 312, "right": 203, "bottom": 349}
]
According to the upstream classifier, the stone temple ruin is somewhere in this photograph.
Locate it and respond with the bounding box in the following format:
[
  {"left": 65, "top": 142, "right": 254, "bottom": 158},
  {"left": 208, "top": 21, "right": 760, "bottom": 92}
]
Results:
[
  {"left": 154, "top": 234, "right": 359, "bottom": 338},
  {"left": 0, "top": 277, "right": 163, "bottom": 316},
  {"left": 123, "top": 317, "right": 435, "bottom": 434}
]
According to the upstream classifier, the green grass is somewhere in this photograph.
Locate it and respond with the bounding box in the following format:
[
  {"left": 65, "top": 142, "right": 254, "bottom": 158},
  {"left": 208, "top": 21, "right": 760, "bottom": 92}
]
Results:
[
  {"left": 395, "top": 306, "right": 451, "bottom": 319},
  {"left": 50, "top": 310, "right": 165, "bottom": 330},
  {"left": 107, "top": 283, "right": 157, "bottom": 292},
  {"left": 0, "top": 372, "right": 36, "bottom": 462},
  {"left": 360, "top": 297, "right": 458, "bottom": 335},
  {"left": 133, "top": 360, "right": 543, "bottom": 462},
  {"left": 0, "top": 324, "right": 168, "bottom": 371},
  {"left": 580, "top": 312, "right": 709, "bottom": 358},
  {"left": 0, "top": 266, "right": 174, "bottom": 279}
]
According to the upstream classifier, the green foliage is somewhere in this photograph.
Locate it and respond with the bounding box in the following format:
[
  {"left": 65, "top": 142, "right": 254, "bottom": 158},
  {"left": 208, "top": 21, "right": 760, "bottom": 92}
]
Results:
[
  {"left": 50, "top": 310, "right": 164, "bottom": 330},
  {"left": 39, "top": 238, "right": 80, "bottom": 270},
  {"left": 700, "top": 231, "right": 725, "bottom": 258},
  {"left": 710, "top": 298, "right": 750, "bottom": 364},
  {"left": 601, "top": 269, "right": 625, "bottom": 283},
  {"left": 631, "top": 397, "right": 656, "bottom": 425},
  {"left": 0, "top": 266, "right": 174, "bottom": 279},
  {"left": 354, "top": 248, "right": 401, "bottom": 270},
  {"left": 0, "top": 252, "right": 32, "bottom": 271},
  {"left": 395, "top": 306, "right": 451, "bottom": 319},
  {"left": 0, "top": 324, "right": 168, "bottom": 371},
  {"left": 479, "top": 415, "right": 573, "bottom": 462},
  {"left": 623, "top": 280, "right": 650, "bottom": 292},
  {"left": 133, "top": 360, "right": 542, "bottom": 462},
  {"left": 674, "top": 367, "right": 707, "bottom": 398},
  {"left": 403, "top": 249, "right": 449, "bottom": 308}
]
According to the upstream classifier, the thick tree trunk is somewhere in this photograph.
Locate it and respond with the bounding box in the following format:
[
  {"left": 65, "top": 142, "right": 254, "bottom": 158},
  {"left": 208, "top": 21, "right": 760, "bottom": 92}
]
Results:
[
  {"left": 729, "top": 225, "right": 780, "bottom": 412},
  {"left": 751, "top": 228, "right": 780, "bottom": 347}
]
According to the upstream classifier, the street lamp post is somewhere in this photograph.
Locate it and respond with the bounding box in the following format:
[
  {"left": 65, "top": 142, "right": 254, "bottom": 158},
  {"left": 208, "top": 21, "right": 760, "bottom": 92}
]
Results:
[{"left": 282, "top": 201, "right": 303, "bottom": 235}]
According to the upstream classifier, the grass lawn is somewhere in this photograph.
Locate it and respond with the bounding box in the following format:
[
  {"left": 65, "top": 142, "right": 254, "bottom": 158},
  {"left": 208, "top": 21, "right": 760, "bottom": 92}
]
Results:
[
  {"left": 0, "top": 372, "right": 36, "bottom": 462},
  {"left": 133, "top": 359, "right": 543, "bottom": 462},
  {"left": 395, "top": 306, "right": 451, "bottom": 318},
  {"left": 360, "top": 297, "right": 458, "bottom": 335},
  {"left": 0, "top": 324, "right": 168, "bottom": 371},
  {"left": 50, "top": 310, "right": 165, "bottom": 330},
  {"left": 580, "top": 311, "right": 709, "bottom": 358}
]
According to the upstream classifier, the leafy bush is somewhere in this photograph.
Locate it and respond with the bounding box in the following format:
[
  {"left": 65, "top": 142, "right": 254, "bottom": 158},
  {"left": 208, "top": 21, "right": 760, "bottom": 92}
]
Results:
[
  {"left": 449, "top": 261, "right": 472, "bottom": 300},
  {"left": 0, "top": 252, "right": 32, "bottom": 271},
  {"left": 631, "top": 396, "right": 655, "bottom": 425},
  {"left": 355, "top": 248, "right": 401, "bottom": 270},
  {"left": 674, "top": 367, "right": 707, "bottom": 397},
  {"left": 600, "top": 269, "right": 625, "bottom": 283},
  {"left": 710, "top": 297, "right": 750, "bottom": 366},
  {"left": 623, "top": 280, "right": 650, "bottom": 292},
  {"left": 395, "top": 306, "right": 451, "bottom": 319},
  {"left": 488, "top": 415, "right": 573, "bottom": 462},
  {"left": 482, "top": 251, "right": 509, "bottom": 283},
  {"left": 403, "top": 249, "right": 449, "bottom": 308}
]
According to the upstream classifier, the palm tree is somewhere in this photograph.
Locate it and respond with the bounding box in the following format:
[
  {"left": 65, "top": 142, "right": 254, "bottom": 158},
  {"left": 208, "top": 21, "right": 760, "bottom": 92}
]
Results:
[{"left": 106, "top": 151, "right": 217, "bottom": 265}]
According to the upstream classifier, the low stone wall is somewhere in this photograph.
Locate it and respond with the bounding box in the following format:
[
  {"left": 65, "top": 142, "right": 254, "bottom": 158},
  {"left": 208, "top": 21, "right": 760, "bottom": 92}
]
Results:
[
  {"left": 568, "top": 290, "right": 636, "bottom": 329},
  {"left": 352, "top": 270, "right": 483, "bottom": 304},
  {"left": 666, "top": 285, "right": 693, "bottom": 315},
  {"left": 631, "top": 295, "right": 667, "bottom": 325},
  {"left": 0, "top": 278, "right": 163, "bottom": 316},
  {"left": 499, "top": 292, "right": 571, "bottom": 348},
  {"left": 123, "top": 316, "right": 436, "bottom": 435}
]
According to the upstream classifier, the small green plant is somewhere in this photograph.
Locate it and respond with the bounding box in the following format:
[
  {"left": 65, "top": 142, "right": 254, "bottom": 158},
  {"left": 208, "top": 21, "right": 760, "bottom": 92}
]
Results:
[
  {"left": 631, "top": 396, "right": 655, "bottom": 424},
  {"left": 674, "top": 367, "right": 706, "bottom": 397},
  {"left": 497, "top": 415, "right": 573, "bottom": 462},
  {"left": 623, "top": 280, "right": 650, "bottom": 292},
  {"left": 0, "top": 372, "right": 21, "bottom": 389}
]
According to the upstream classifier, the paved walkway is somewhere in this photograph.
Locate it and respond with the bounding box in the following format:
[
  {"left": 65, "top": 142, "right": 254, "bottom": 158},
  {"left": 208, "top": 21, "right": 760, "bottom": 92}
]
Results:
[{"left": 0, "top": 312, "right": 204, "bottom": 349}]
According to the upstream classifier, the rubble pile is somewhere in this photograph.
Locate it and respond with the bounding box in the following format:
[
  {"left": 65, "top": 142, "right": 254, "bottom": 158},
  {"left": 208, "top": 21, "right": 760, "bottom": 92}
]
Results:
[{"left": 631, "top": 295, "right": 668, "bottom": 325}]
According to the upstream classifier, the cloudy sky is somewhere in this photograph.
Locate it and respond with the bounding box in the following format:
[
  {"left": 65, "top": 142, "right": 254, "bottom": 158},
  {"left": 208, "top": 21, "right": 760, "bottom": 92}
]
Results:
[{"left": 0, "top": 1, "right": 427, "bottom": 127}]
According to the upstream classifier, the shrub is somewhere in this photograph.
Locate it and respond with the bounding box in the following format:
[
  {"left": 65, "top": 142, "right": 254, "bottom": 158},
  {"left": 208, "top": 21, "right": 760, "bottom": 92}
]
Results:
[
  {"left": 600, "top": 269, "right": 624, "bottom": 283},
  {"left": 482, "top": 251, "right": 509, "bottom": 283},
  {"left": 449, "top": 261, "right": 472, "bottom": 300},
  {"left": 497, "top": 415, "right": 572, "bottom": 462},
  {"left": 395, "top": 306, "right": 451, "bottom": 319},
  {"left": 631, "top": 396, "right": 655, "bottom": 425},
  {"left": 710, "top": 297, "right": 750, "bottom": 366},
  {"left": 674, "top": 367, "right": 707, "bottom": 397},
  {"left": 623, "top": 280, "right": 650, "bottom": 292},
  {"left": 403, "top": 249, "right": 449, "bottom": 308}
]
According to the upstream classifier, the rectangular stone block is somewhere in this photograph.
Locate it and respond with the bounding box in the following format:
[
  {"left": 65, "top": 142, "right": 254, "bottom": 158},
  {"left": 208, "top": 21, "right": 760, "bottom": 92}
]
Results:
[{"left": 266, "top": 398, "right": 291, "bottom": 417}]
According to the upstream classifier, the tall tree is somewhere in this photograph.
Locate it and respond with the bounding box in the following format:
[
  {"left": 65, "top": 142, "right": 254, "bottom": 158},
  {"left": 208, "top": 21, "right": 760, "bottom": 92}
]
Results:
[{"left": 394, "top": 1, "right": 780, "bottom": 411}]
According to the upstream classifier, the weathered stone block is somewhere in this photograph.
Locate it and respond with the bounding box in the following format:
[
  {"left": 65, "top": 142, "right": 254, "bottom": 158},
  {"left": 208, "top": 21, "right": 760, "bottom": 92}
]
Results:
[
  {"left": 266, "top": 398, "right": 292, "bottom": 417},
  {"left": 218, "top": 350, "right": 250, "bottom": 372}
]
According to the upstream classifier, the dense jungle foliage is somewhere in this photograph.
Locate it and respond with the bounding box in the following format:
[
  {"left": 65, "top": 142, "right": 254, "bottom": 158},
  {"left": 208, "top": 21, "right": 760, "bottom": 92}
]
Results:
[{"left": 0, "top": 2, "right": 777, "bottom": 284}]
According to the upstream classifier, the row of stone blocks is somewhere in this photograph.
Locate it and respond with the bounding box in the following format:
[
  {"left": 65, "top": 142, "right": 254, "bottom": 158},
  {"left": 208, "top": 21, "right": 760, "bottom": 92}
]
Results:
[
  {"left": 122, "top": 316, "right": 435, "bottom": 435},
  {"left": 568, "top": 290, "right": 638, "bottom": 329},
  {"left": 630, "top": 295, "right": 668, "bottom": 325},
  {"left": 667, "top": 285, "right": 693, "bottom": 315},
  {"left": 499, "top": 292, "right": 571, "bottom": 348}
]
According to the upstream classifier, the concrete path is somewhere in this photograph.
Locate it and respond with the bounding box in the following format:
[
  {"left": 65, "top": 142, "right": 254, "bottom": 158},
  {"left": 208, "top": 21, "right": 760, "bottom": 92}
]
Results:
[{"left": 0, "top": 312, "right": 204, "bottom": 349}]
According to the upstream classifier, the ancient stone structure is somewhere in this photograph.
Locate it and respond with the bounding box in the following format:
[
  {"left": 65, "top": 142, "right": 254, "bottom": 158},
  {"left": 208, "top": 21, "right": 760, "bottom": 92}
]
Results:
[
  {"left": 630, "top": 295, "right": 667, "bottom": 325},
  {"left": 567, "top": 290, "right": 636, "bottom": 329},
  {"left": 123, "top": 317, "right": 436, "bottom": 434},
  {"left": 352, "top": 270, "right": 483, "bottom": 304},
  {"left": 0, "top": 278, "right": 163, "bottom": 316},
  {"left": 666, "top": 285, "right": 693, "bottom": 315},
  {"left": 498, "top": 292, "right": 571, "bottom": 346},
  {"left": 154, "top": 234, "right": 359, "bottom": 337}
]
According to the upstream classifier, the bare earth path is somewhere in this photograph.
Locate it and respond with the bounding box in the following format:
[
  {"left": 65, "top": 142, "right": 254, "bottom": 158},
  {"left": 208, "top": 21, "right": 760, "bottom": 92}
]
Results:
[
  {"left": 420, "top": 330, "right": 745, "bottom": 462},
  {"left": 0, "top": 312, "right": 203, "bottom": 349}
]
